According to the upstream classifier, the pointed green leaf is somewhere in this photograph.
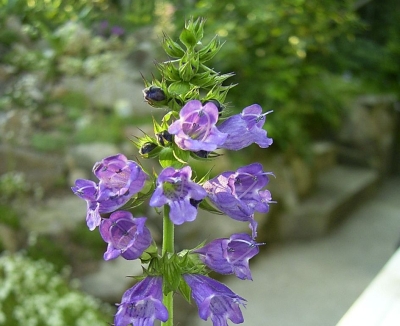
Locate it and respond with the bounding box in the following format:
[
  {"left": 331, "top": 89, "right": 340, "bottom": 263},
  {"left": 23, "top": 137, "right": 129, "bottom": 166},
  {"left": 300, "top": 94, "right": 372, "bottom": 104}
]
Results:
[
  {"left": 178, "top": 277, "right": 192, "bottom": 303},
  {"left": 159, "top": 147, "right": 176, "bottom": 168},
  {"left": 168, "top": 81, "right": 191, "bottom": 96},
  {"left": 199, "top": 197, "right": 224, "bottom": 214},
  {"left": 162, "top": 33, "right": 185, "bottom": 58},
  {"left": 172, "top": 144, "right": 190, "bottom": 165},
  {"left": 179, "top": 28, "right": 197, "bottom": 48}
]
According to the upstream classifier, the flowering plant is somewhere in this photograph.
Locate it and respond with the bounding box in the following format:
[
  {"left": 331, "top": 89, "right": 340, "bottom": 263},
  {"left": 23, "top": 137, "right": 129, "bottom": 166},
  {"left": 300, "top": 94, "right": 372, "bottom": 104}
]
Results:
[{"left": 72, "top": 18, "right": 274, "bottom": 326}]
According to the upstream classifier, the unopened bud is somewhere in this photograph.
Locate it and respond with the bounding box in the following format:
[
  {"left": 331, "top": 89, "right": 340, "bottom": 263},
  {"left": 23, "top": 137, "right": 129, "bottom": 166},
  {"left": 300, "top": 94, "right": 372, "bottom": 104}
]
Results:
[
  {"left": 143, "top": 86, "right": 166, "bottom": 105},
  {"left": 190, "top": 198, "right": 203, "bottom": 208},
  {"left": 193, "top": 150, "right": 209, "bottom": 158},
  {"left": 156, "top": 130, "right": 173, "bottom": 146},
  {"left": 139, "top": 142, "right": 158, "bottom": 155}
]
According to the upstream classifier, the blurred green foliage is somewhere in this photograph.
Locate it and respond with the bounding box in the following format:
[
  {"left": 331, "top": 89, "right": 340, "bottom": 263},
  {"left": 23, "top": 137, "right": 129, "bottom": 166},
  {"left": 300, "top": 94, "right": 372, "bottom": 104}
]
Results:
[
  {"left": 0, "top": 0, "right": 156, "bottom": 36},
  {"left": 0, "top": 0, "right": 398, "bottom": 156},
  {"left": 171, "top": 0, "right": 399, "bottom": 155},
  {"left": 328, "top": 0, "right": 400, "bottom": 90},
  {"left": 171, "top": 0, "right": 359, "bottom": 154}
]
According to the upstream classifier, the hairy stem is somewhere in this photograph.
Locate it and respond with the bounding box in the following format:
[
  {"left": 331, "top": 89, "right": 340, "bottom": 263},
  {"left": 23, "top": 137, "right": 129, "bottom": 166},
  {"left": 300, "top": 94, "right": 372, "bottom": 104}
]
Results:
[{"left": 161, "top": 205, "right": 174, "bottom": 326}]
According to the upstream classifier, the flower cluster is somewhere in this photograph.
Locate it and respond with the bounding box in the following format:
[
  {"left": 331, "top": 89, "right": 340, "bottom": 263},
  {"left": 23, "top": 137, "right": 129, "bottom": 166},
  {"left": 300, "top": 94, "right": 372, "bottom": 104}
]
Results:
[
  {"left": 71, "top": 18, "right": 274, "bottom": 326},
  {"left": 71, "top": 153, "right": 147, "bottom": 231}
]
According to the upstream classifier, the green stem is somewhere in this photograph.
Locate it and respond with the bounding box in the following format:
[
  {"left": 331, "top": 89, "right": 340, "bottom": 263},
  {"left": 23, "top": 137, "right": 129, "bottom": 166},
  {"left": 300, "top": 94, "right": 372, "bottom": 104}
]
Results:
[{"left": 161, "top": 205, "right": 174, "bottom": 326}]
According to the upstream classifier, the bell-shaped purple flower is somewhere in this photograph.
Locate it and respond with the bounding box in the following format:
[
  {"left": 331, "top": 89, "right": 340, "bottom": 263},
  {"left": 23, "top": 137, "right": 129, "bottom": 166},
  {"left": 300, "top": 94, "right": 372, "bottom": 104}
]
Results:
[
  {"left": 114, "top": 276, "right": 168, "bottom": 326},
  {"left": 203, "top": 163, "right": 273, "bottom": 237},
  {"left": 99, "top": 210, "right": 152, "bottom": 261},
  {"left": 71, "top": 179, "right": 102, "bottom": 231},
  {"left": 194, "top": 233, "right": 263, "bottom": 280},
  {"left": 183, "top": 274, "right": 246, "bottom": 326},
  {"left": 217, "top": 104, "right": 273, "bottom": 151},
  {"left": 168, "top": 100, "right": 228, "bottom": 151},
  {"left": 71, "top": 154, "right": 147, "bottom": 231},
  {"left": 149, "top": 166, "right": 207, "bottom": 225}
]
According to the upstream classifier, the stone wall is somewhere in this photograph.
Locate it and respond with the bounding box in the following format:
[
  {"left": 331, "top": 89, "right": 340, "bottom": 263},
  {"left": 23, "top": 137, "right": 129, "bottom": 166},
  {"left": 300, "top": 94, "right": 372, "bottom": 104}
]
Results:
[{"left": 337, "top": 94, "right": 399, "bottom": 177}]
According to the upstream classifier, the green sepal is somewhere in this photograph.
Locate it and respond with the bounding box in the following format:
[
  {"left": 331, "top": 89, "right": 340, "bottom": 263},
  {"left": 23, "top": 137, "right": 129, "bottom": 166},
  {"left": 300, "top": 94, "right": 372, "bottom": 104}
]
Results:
[
  {"left": 191, "top": 17, "right": 206, "bottom": 44},
  {"left": 124, "top": 177, "right": 155, "bottom": 211},
  {"left": 159, "top": 147, "right": 180, "bottom": 168},
  {"left": 179, "top": 60, "right": 194, "bottom": 82},
  {"left": 161, "top": 110, "right": 178, "bottom": 124},
  {"left": 162, "top": 33, "right": 185, "bottom": 58},
  {"left": 189, "top": 70, "right": 213, "bottom": 88},
  {"left": 178, "top": 277, "right": 192, "bottom": 303},
  {"left": 152, "top": 115, "right": 172, "bottom": 143},
  {"left": 179, "top": 17, "right": 206, "bottom": 49},
  {"left": 139, "top": 241, "right": 159, "bottom": 264},
  {"left": 168, "top": 81, "right": 191, "bottom": 96},
  {"left": 156, "top": 61, "right": 180, "bottom": 82},
  {"left": 172, "top": 144, "right": 190, "bottom": 165},
  {"left": 161, "top": 254, "right": 181, "bottom": 294},
  {"left": 199, "top": 197, "right": 224, "bottom": 215},
  {"left": 126, "top": 273, "right": 147, "bottom": 282},
  {"left": 181, "top": 87, "right": 200, "bottom": 103},
  {"left": 179, "top": 52, "right": 199, "bottom": 82},
  {"left": 215, "top": 72, "right": 236, "bottom": 85},
  {"left": 179, "top": 27, "right": 197, "bottom": 49},
  {"left": 206, "top": 83, "right": 237, "bottom": 104},
  {"left": 167, "top": 98, "right": 184, "bottom": 111},
  {"left": 189, "top": 150, "right": 222, "bottom": 161},
  {"left": 198, "top": 35, "right": 225, "bottom": 62}
]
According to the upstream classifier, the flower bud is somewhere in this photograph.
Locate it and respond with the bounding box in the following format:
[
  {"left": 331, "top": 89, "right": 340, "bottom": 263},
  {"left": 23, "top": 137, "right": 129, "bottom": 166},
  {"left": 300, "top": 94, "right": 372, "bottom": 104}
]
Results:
[
  {"left": 190, "top": 198, "right": 202, "bottom": 208},
  {"left": 139, "top": 142, "right": 158, "bottom": 155},
  {"left": 192, "top": 150, "right": 209, "bottom": 158},
  {"left": 156, "top": 130, "right": 173, "bottom": 147},
  {"left": 143, "top": 86, "right": 167, "bottom": 106}
]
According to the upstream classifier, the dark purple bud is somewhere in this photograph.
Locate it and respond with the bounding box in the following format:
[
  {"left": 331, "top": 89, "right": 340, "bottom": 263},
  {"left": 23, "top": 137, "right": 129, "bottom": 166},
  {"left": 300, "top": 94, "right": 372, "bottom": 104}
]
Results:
[
  {"left": 190, "top": 198, "right": 202, "bottom": 208},
  {"left": 139, "top": 142, "right": 158, "bottom": 155},
  {"left": 156, "top": 130, "right": 173, "bottom": 146},
  {"left": 143, "top": 86, "right": 166, "bottom": 103},
  {"left": 193, "top": 150, "right": 209, "bottom": 158}
]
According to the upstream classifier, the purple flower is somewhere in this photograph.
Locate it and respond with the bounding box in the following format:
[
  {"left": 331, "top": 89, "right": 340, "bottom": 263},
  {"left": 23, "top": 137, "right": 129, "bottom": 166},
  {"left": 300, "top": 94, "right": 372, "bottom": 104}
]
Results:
[
  {"left": 111, "top": 26, "right": 125, "bottom": 37},
  {"left": 114, "top": 276, "right": 168, "bottom": 326},
  {"left": 149, "top": 166, "right": 207, "bottom": 225},
  {"left": 71, "top": 154, "right": 147, "bottom": 231},
  {"left": 99, "top": 210, "right": 152, "bottom": 261},
  {"left": 183, "top": 274, "right": 246, "bottom": 326},
  {"left": 194, "top": 233, "right": 263, "bottom": 280},
  {"left": 217, "top": 104, "right": 273, "bottom": 151},
  {"left": 203, "top": 163, "right": 273, "bottom": 237},
  {"left": 168, "top": 100, "right": 228, "bottom": 152}
]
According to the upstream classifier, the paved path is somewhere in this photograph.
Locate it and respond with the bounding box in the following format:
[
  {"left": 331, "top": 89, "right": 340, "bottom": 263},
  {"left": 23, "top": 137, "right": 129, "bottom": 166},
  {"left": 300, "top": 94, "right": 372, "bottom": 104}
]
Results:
[{"left": 191, "top": 176, "right": 400, "bottom": 326}]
